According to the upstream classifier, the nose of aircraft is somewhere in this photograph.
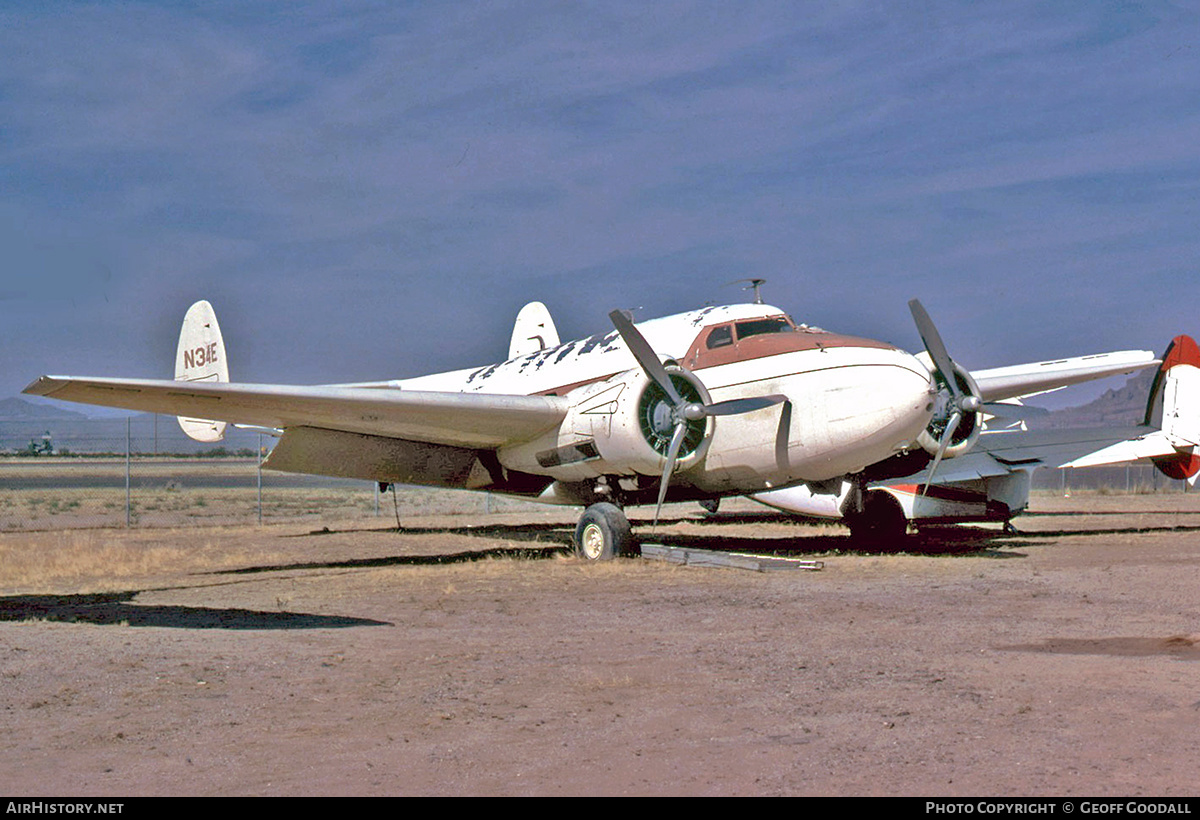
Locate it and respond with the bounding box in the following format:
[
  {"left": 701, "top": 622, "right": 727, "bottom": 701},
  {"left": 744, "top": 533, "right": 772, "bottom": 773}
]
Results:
[
  {"left": 857, "top": 347, "right": 939, "bottom": 450},
  {"left": 906, "top": 351, "right": 939, "bottom": 433}
]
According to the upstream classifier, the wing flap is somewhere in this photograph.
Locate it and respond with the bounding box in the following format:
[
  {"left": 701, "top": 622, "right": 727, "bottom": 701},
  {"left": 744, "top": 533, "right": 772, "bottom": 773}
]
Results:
[
  {"left": 24, "top": 376, "right": 569, "bottom": 449},
  {"left": 264, "top": 426, "right": 493, "bottom": 487}
]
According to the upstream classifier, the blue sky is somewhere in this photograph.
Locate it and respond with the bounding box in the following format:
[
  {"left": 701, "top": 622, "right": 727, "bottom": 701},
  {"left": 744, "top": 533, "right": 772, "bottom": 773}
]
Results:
[{"left": 4, "top": 1, "right": 1200, "bottom": 409}]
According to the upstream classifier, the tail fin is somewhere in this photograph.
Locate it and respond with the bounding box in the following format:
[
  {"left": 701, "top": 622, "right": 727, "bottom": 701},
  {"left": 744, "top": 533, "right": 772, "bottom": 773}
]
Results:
[
  {"left": 1145, "top": 335, "right": 1200, "bottom": 480},
  {"left": 509, "top": 301, "right": 560, "bottom": 359},
  {"left": 175, "top": 300, "right": 229, "bottom": 442}
]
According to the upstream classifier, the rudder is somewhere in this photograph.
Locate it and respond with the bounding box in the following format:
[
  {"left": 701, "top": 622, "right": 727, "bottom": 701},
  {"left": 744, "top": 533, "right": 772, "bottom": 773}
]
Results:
[
  {"left": 1145, "top": 335, "right": 1200, "bottom": 480},
  {"left": 509, "top": 301, "right": 560, "bottom": 360},
  {"left": 175, "top": 300, "right": 229, "bottom": 442}
]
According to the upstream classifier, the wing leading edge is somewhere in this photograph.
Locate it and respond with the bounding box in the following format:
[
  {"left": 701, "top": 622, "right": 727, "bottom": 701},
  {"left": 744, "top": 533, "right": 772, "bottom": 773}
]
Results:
[
  {"left": 23, "top": 376, "right": 569, "bottom": 450},
  {"left": 972, "top": 349, "right": 1159, "bottom": 403}
]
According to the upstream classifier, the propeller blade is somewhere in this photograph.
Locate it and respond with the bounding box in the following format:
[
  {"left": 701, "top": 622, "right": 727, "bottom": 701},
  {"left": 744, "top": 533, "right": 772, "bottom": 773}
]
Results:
[
  {"left": 980, "top": 402, "right": 1044, "bottom": 421},
  {"left": 654, "top": 421, "right": 689, "bottom": 526},
  {"left": 922, "top": 409, "right": 961, "bottom": 496},
  {"left": 609, "top": 310, "right": 684, "bottom": 407},
  {"left": 702, "top": 394, "right": 789, "bottom": 416},
  {"left": 609, "top": 307, "right": 792, "bottom": 524},
  {"left": 908, "top": 299, "right": 963, "bottom": 401}
]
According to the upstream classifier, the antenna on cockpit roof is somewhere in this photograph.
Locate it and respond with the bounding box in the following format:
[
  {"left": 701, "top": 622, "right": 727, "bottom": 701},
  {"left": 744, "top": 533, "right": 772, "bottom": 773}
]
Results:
[{"left": 727, "top": 278, "right": 766, "bottom": 304}]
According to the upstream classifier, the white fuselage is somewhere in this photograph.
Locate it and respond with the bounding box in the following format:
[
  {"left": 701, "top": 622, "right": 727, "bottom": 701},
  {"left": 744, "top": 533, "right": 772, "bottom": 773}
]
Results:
[{"left": 393, "top": 304, "right": 936, "bottom": 496}]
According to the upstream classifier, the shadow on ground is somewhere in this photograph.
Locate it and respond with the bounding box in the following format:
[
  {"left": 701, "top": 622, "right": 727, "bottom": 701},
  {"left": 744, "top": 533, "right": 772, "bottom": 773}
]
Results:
[
  {"left": 278, "top": 516, "right": 1047, "bottom": 561},
  {"left": 95, "top": 513, "right": 1196, "bottom": 588},
  {"left": 998, "top": 635, "right": 1200, "bottom": 660},
  {"left": 219, "top": 543, "right": 570, "bottom": 576},
  {"left": 0, "top": 591, "right": 390, "bottom": 629}
]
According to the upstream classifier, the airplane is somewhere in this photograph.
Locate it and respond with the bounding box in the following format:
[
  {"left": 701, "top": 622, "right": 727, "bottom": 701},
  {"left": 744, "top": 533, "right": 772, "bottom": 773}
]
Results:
[
  {"left": 750, "top": 330, "right": 1200, "bottom": 540},
  {"left": 507, "top": 300, "right": 1200, "bottom": 541},
  {"left": 24, "top": 295, "right": 1200, "bottom": 558}
]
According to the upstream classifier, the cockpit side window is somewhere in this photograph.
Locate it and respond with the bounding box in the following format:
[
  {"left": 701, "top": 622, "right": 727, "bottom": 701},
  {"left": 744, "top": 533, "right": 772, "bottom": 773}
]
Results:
[
  {"left": 734, "top": 317, "right": 794, "bottom": 340},
  {"left": 705, "top": 325, "right": 734, "bottom": 349}
]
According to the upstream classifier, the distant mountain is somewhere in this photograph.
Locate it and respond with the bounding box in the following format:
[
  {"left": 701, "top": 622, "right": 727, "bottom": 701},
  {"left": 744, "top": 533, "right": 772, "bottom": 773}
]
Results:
[
  {"left": 0, "top": 397, "right": 90, "bottom": 421},
  {"left": 1039, "top": 368, "right": 1156, "bottom": 429}
]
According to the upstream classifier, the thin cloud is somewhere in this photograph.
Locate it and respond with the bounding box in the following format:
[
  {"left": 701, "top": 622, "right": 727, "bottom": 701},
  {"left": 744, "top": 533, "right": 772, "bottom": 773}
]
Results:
[{"left": 1, "top": 2, "right": 1198, "bottom": 400}]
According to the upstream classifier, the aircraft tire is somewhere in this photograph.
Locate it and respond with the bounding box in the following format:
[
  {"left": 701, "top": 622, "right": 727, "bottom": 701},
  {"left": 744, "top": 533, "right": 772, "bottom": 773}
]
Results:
[
  {"left": 574, "top": 502, "right": 636, "bottom": 560},
  {"left": 845, "top": 490, "right": 908, "bottom": 550}
]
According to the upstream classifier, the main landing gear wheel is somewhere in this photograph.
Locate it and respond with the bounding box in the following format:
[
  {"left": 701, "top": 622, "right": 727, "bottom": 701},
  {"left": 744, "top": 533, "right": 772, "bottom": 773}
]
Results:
[
  {"left": 573, "top": 502, "right": 636, "bottom": 561},
  {"left": 845, "top": 491, "right": 908, "bottom": 550}
]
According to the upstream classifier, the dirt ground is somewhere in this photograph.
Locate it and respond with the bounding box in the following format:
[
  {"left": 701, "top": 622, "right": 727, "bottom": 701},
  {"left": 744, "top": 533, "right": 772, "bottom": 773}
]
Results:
[{"left": 1, "top": 493, "right": 1199, "bottom": 796}]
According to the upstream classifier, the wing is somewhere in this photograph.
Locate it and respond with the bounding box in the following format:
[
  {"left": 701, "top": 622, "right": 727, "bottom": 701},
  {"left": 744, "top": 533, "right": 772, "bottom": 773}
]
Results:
[
  {"left": 23, "top": 376, "right": 569, "bottom": 450},
  {"left": 921, "top": 337, "right": 1200, "bottom": 484},
  {"left": 895, "top": 425, "right": 1192, "bottom": 487},
  {"left": 971, "top": 349, "right": 1158, "bottom": 403}
]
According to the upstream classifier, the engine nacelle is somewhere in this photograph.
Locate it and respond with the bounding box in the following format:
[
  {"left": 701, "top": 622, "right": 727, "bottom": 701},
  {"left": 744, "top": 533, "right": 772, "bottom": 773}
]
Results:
[
  {"left": 589, "top": 366, "right": 715, "bottom": 476},
  {"left": 498, "top": 366, "right": 714, "bottom": 481},
  {"left": 914, "top": 354, "right": 982, "bottom": 461}
]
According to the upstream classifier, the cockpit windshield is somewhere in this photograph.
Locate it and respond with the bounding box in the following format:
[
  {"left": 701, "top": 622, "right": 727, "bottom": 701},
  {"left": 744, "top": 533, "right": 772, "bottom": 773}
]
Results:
[{"left": 734, "top": 316, "right": 795, "bottom": 340}]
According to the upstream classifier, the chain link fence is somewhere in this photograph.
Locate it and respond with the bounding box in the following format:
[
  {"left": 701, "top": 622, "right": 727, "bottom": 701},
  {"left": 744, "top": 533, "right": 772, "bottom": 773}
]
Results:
[
  {"left": 0, "top": 413, "right": 1191, "bottom": 532},
  {"left": 0, "top": 414, "right": 530, "bottom": 531}
]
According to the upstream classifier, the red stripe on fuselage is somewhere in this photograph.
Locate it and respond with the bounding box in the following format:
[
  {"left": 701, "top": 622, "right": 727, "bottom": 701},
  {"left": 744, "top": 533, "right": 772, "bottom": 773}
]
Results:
[
  {"left": 685, "top": 328, "right": 897, "bottom": 372},
  {"left": 891, "top": 483, "right": 988, "bottom": 504}
]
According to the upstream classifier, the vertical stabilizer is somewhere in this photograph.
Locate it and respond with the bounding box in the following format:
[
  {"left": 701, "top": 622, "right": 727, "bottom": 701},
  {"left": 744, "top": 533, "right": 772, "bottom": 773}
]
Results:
[
  {"left": 509, "top": 301, "right": 560, "bottom": 360},
  {"left": 1145, "top": 335, "right": 1200, "bottom": 480},
  {"left": 175, "top": 300, "right": 229, "bottom": 442}
]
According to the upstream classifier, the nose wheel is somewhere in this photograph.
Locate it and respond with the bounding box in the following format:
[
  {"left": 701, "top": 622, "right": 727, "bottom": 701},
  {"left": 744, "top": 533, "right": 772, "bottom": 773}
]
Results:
[{"left": 573, "top": 502, "right": 636, "bottom": 560}]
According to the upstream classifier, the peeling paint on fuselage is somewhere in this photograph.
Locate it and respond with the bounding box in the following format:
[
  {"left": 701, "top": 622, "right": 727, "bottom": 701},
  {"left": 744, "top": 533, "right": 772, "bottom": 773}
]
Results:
[
  {"left": 399, "top": 304, "right": 793, "bottom": 397},
  {"left": 318, "top": 303, "right": 936, "bottom": 500}
]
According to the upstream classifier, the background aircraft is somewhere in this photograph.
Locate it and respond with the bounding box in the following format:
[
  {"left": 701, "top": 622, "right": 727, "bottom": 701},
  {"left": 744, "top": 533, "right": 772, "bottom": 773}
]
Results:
[{"left": 26, "top": 296, "right": 1198, "bottom": 556}]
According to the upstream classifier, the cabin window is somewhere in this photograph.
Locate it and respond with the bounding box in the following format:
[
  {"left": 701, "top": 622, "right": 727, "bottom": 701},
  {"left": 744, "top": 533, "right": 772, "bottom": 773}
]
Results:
[
  {"left": 735, "top": 317, "right": 794, "bottom": 340},
  {"left": 705, "top": 325, "right": 734, "bottom": 349}
]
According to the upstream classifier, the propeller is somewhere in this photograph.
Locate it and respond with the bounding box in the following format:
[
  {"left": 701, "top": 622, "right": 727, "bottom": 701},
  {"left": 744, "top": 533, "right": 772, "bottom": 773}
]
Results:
[
  {"left": 908, "top": 299, "right": 979, "bottom": 494},
  {"left": 909, "top": 299, "right": 1044, "bottom": 493},
  {"left": 608, "top": 310, "right": 788, "bottom": 524}
]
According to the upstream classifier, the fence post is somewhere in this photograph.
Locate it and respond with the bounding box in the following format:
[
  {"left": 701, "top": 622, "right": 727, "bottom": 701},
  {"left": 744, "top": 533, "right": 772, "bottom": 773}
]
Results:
[
  {"left": 125, "top": 417, "right": 131, "bottom": 527},
  {"left": 257, "top": 433, "right": 263, "bottom": 525}
]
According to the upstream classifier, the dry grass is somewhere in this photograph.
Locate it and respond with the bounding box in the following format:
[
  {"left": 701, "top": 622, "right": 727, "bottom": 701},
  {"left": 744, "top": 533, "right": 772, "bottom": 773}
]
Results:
[
  {"left": 0, "top": 529, "right": 292, "bottom": 595},
  {"left": 0, "top": 469, "right": 551, "bottom": 532}
]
